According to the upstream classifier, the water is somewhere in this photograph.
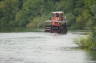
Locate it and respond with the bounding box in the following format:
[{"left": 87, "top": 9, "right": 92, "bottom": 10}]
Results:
[{"left": 0, "top": 32, "right": 95, "bottom": 63}]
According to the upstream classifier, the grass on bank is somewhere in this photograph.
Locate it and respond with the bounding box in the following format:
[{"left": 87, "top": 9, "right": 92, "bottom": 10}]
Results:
[{"left": 75, "top": 34, "right": 96, "bottom": 50}]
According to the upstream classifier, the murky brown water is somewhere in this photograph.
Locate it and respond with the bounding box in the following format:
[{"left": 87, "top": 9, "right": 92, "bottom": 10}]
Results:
[{"left": 0, "top": 32, "right": 96, "bottom": 63}]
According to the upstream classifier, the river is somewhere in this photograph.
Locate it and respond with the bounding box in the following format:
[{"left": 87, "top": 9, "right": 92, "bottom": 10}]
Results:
[{"left": 0, "top": 32, "right": 96, "bottom": 63}]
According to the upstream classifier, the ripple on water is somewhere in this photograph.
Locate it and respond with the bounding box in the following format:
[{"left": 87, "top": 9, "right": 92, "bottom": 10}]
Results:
[{"left": 0, "top": 32, "right": 93, "bottom": 63}]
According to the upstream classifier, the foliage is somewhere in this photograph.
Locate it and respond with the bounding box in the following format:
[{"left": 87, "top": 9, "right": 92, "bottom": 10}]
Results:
[
  {"left": 0, "top": 0, "right": 96, "bottom": 31},
  {"left": 75, "top": 35, "right": 96, "bottom": 50},
  {"left": 26, "top": 16, "right": 48, "bottom": 28}
]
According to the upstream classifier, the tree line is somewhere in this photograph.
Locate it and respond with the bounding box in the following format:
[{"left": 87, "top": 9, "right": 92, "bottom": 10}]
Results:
[
  {"left": 0, "top": 0, "right": 95, "bottom": 28},
  {"left": 0, "top": 0, "right": 96, "bottom": 30}
]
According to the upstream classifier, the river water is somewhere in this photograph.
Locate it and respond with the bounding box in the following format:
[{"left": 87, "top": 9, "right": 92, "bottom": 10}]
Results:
[{"left": 0, "top": 32, "right": 96, "bottom": 63}]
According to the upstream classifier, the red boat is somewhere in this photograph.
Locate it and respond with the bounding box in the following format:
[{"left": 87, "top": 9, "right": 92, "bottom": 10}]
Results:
[{"left": 45, "top": 11, "right": 67, "bottom": 34}]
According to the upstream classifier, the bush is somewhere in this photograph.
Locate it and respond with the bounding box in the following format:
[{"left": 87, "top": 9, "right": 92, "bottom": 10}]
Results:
[{"left": 75, "top": 35, "right": 96, "bottom": 50}]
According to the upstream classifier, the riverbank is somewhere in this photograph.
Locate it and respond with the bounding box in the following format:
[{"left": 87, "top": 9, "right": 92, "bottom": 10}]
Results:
[{"left": 0, "top": 27, "right": 42, "bottom": 33}]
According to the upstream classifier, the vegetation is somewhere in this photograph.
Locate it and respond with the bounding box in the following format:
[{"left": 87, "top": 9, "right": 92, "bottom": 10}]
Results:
[
  {"left": 75, "top": 35, "right": 96, "bottom": 50},
  {"left": 0, "top": 0, "right": 95, "bottom": 29}
]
